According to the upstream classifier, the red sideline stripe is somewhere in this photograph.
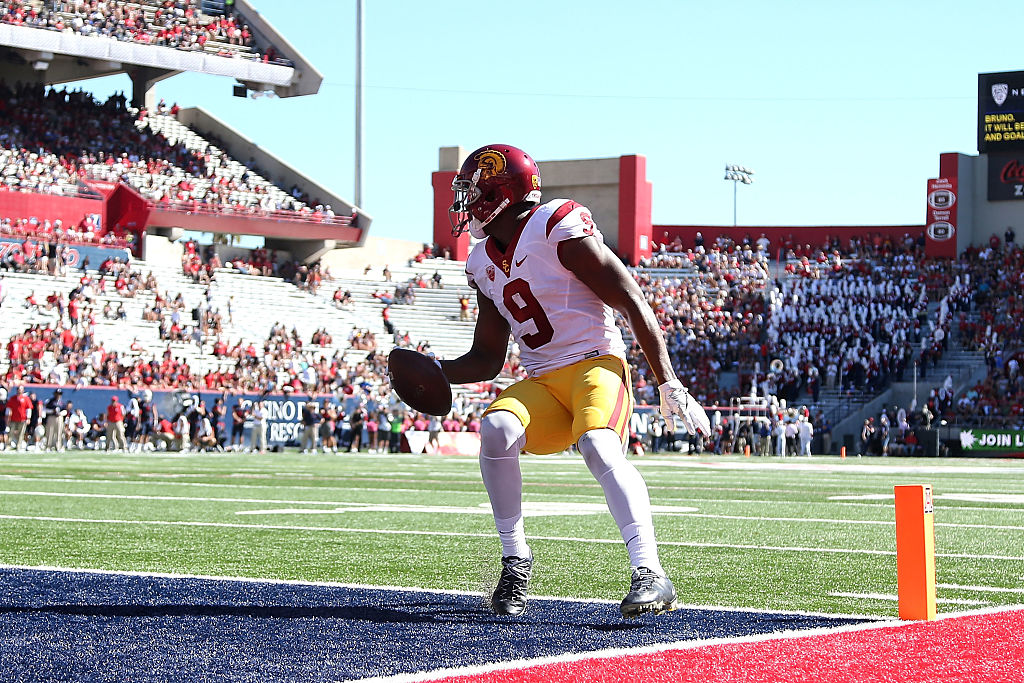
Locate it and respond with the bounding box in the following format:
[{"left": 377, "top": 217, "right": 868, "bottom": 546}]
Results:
[{"left": 433, "top": 609, "right": 1024, "bottom": 683}]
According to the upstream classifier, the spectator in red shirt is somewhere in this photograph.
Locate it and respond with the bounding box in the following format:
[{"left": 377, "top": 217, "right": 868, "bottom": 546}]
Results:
[
  {"left": 5, "top": 385, "right": 32, "bottom": 450},
  {"left": 105, "top": 396, "right": 128, "bottom": 451}
]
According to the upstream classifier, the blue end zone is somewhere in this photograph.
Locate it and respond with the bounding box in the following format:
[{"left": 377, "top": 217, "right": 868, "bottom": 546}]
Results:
[{"left": 0, "top": 568, "right": 872, "bottom": 682}]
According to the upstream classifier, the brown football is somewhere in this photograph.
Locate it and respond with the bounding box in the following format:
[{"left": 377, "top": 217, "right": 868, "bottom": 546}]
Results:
[{"left": 387, "top": 348, "right": 452, "bottom": 416}]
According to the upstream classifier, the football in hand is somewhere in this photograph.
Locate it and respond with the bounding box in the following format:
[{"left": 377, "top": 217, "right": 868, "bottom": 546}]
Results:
[{"left": 387, "top": 348, "right": 452, "bottom": 416}]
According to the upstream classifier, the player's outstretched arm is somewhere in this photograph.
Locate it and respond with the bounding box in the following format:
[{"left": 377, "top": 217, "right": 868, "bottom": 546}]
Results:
[
  {"left": 559, "top": 236, "right": 711, "bottom": 437},
  {"left": 439, "top": 291, "right": 512, "bottom": 384},
  {"left": 558, "top": 236, "right": 674, "bottom": 385}
]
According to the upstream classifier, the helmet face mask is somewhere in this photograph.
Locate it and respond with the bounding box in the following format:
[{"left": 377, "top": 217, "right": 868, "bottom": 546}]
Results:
[
  {"left": 449, "top": 176, "right": 483, "bottom": 237},
  {"left": 449, "top": 144, "right": 541, "bottom": 238}
]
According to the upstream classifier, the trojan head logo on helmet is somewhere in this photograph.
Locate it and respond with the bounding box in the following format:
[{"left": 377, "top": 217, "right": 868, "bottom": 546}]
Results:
[{"left": 450, "top": 144, "right": 542, "bottom": 239}]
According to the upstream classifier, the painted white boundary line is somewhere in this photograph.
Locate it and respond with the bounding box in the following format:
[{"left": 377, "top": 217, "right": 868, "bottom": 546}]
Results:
[
  {"left": 0, "top": 490, "right": 359, "bottom": 506},
  {"left": 0, "top": 562, "right": 884, "bottom": 621},
  {"left": 2, "top": 490, "right": 1022, "bottom": 531},
  {"left": 5, "top": 473, "right": 1024, "bottom": 511},
  {"left": 0, "top": 474, "right": 495, "bottom": 496},
  {"left": 3, "top": 514, "right": 1024, "bottom": 561},
  {"left": 348, "top": 604, "right": 1024, "bottom": 683},
  {"left": 938, "top": 583, "right": 1024, "bottom": 594},
  {"left": 828, "top": 592, "right": 989, "bottom": 606},
  {"left": 6, "top": 474, "right": 1023, "bottom": 514}
]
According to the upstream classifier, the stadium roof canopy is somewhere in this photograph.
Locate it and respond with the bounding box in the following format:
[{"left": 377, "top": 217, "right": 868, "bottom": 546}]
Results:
[{"left": 0, "top": 0, "right": 321, "bottom": 101}]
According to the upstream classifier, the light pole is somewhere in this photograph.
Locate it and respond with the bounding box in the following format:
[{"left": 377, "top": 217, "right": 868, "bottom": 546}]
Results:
[{"left": 724, "top": 164, "right": 754, "bottom": 227}]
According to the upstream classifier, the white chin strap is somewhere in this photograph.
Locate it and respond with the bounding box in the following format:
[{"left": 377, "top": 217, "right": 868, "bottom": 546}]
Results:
[
  {"left": 468, "top": 218, "right": 487, "bottom": 240},
  {"left": 469, "top": 198, "right": 510, "bottom": 239}
]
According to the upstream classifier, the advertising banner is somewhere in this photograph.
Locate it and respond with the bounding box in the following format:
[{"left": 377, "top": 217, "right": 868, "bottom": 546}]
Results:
[
  {"left": 0, "top": 238, "right": 131, "bottom": 270},
  {"left": 986, "top": 154, "right": 1024, "bottom": 201},
  {"left": 7, "top": 385, "right": 375, "bottom": 448},
  {"left": 958, "top": 428, "right": 1024, "bottom": 456}
]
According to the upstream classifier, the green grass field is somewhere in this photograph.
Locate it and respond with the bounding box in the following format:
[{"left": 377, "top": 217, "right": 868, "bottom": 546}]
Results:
[{"left": 1, "top": 450, "right": 1022, "bottom": 618}]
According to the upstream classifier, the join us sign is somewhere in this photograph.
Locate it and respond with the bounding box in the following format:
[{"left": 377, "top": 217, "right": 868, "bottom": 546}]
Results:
[{"left": 959, "top": 428, "right": 1024, "bottom": 456}]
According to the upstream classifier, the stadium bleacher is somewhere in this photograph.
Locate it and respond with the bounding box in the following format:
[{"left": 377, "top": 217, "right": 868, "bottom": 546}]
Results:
[
  {"left": 0, "top": 81, "right": 329, "bottom": 222},
  {"left": 2, "top": 226, "right": 1015, "bottom": 455},
  {"left": 0, "top": 0, "right": 268, "bottom": 61}
]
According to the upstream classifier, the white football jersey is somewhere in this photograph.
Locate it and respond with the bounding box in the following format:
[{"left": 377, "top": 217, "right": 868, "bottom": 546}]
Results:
[{"left": 466, "top": 198, "right": 626, "bottom": 377}]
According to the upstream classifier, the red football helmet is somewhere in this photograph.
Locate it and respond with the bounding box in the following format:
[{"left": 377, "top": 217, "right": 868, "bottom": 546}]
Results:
[{"left": 449, "top": 144, "right": 542, "bottom": 238}]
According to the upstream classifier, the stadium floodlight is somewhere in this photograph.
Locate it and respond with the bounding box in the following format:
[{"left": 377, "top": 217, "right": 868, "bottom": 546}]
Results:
[{"left": 724, "top": 164, "right": 754, "bottom": 226}]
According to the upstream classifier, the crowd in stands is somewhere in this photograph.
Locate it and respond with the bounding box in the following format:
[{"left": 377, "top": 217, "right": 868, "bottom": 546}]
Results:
[
  {"left": 762, "top": 252, "right": 936, "bottom": 402},
  {"left": 1, "top": 243, "right": 499, "bottom": 442},
  {"left": 629, "top": 239, "right": 771, "bottom": 406},
  {"left": 0, "top": 0, "right": 268, "bottom": 60},
  {"left": 920, "top": 229, "right": 1024, "bottom": 426},
  {"left": 0, "top": 81, "right": 326, "bottom": 220},
  {"left": 4, "top": 224, "right": 1022, "bottom": 454}
]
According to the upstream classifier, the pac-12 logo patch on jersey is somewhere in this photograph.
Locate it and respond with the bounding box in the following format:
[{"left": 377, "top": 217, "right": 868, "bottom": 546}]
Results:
[{"left": 486, "top": 265, "right": 496, "bottom": 281}]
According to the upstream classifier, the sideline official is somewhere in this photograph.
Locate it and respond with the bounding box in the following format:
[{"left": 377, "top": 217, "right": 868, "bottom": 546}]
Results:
[{"left": 44, "top": 389, "right": 67, "bottom": 452}]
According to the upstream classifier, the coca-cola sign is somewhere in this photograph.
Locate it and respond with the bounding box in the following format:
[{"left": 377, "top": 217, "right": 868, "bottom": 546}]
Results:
[{"left": 988, "top": 155, "right": 1024, "bottom": 201}]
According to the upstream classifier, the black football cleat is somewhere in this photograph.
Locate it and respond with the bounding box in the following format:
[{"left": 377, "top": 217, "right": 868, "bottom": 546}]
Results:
[
  {"left": 620, "top": 566, "right": 680, "bottom": 618},
  {"left": 491, "top": 555, "right": 533, "bottom": 616}
]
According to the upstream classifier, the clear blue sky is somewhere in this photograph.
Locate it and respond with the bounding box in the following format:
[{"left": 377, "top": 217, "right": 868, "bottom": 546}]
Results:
[{"left": 78, "top": 1, "right": 1018, "bottom": 244}]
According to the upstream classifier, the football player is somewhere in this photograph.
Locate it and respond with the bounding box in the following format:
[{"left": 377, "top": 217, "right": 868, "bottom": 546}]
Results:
[{"left": 440, "top": 144, "right": 711, "bottom": 618}]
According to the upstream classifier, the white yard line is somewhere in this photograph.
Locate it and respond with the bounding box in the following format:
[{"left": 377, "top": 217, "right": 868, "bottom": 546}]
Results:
[
  {"left": 665, "top": 511, "right": 1024, "bottom": 531},
  {"left": 937, "top": 583, "right": 1024, "bottom": 594},
  {"left": 5, "top": 469, "right": 1024, "bottom": 518},
  {"left": 828, "top": 592, "right": 989, "bottom": 606},
  {"left": 2, "top": 489, "right": 1023, "bottom": 531},
  {"left": 2, "top": 514, "right": 1024, "bottom": 561},
  {"left": 0, "top": 474, "right": 494, "bottom": 496},
  {"left": 8, "top": 474, "right": 1023, "bottom": 513},
  {"left": 633, "top": 459, "right": 1024, "bottom": 475},
  {"left": 0, "top": 490, "right": 354, "bottom": 506}
]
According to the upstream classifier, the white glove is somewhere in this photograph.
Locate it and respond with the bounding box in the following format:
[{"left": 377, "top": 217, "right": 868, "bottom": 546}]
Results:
[{"left": 659, "top": 379, "right": 711, "bottom": 437}]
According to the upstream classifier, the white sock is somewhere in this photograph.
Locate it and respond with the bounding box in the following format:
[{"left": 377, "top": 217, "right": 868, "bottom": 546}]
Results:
[
  {"left": 479, "top": 411, "right": 530, "bottom": 559},
  {"left": 578, "top": 428, "right": 664, "bottom": 575},
  {"left": 494, "top": 515, "right": 530, "bottom": 560}
]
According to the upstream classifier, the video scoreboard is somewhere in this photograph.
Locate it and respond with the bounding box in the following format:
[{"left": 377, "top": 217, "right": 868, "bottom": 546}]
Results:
[{"left": 978, "top": 71, "right": 1024, "bottom": 154}]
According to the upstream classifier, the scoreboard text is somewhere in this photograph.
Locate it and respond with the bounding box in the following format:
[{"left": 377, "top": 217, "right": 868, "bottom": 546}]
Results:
[{"left": 979, "top": 71, "right": 1024, "bottom": 153}]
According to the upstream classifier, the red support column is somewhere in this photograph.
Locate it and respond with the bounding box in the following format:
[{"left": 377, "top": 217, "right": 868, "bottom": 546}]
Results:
[
  {"left": 432, "top": 170, "right": 468, "bottom": 261},
  {"left": 618, "top": 155, "right": 653, "bottom": 266}
]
